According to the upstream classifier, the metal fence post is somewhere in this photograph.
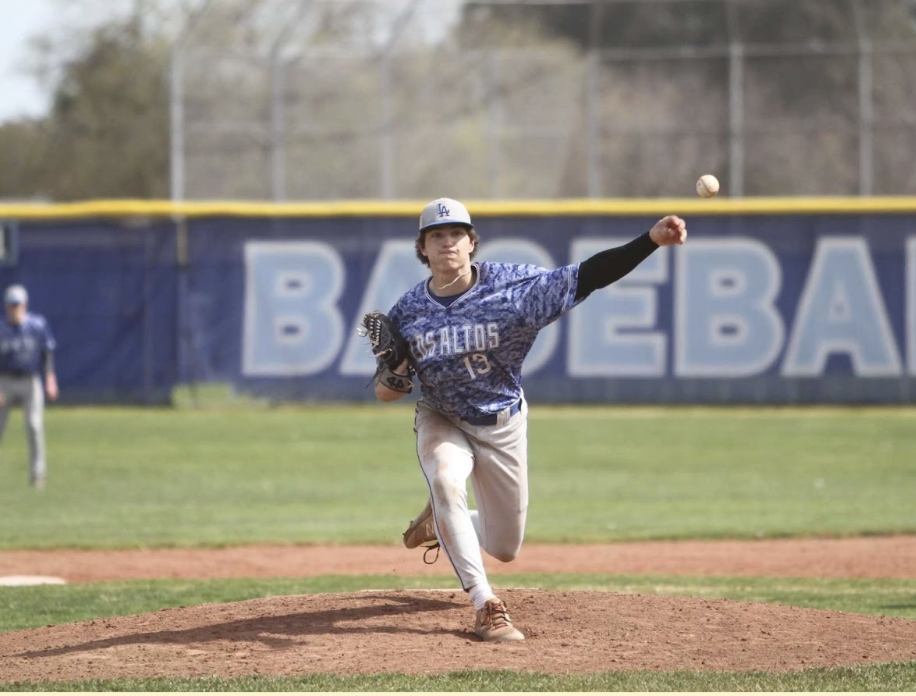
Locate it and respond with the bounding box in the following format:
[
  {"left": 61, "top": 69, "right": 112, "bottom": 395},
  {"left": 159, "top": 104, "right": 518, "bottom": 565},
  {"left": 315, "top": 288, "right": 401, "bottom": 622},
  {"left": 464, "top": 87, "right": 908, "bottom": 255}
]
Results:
[
  {"left": 728, "top": 41, "right": 745, "bottom": 198},
  {"left": 169, "top": 0, "right": 214, "bottom": 203},
  {"left": 586, "top": 0, "right": 604, "bottom": 198},
  {"left": 858, "top": 39, "right": 874, "bottom": 196},
  {"left": 486, "top": 50, "right": 502, "bottom": 198},
  {"left": 270, "top": 56, "right": 288, "bottom": 202},
  {"left": 586, "top": 50, "right": 601, "bottom": 198},
  {"left": 169, "top": 50, "right": 186, "bottom": 203},
  {"left": 853, "top": 0, "right": 874, "bottom": 196},
  {"left": 380, "top": 52, "right": 394, "bottom": 199}
]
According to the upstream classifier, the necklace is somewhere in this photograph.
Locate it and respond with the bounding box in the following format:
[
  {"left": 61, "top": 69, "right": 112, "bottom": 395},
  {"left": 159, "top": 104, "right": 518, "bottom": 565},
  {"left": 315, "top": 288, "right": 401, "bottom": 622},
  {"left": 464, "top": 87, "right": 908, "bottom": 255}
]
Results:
[{"left": 435, "top": 268, "right": 473, "bottom": 292}]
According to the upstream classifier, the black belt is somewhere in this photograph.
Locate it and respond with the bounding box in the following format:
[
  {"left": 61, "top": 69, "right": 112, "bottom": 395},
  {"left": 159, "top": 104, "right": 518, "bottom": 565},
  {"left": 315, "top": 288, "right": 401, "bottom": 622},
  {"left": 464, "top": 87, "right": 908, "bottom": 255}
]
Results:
[
  {"left": 0, "top": 370, "right": 32, "bottom": 377},
  {"left": 462, "top": 400, "right": 522, "bottom": 426}
]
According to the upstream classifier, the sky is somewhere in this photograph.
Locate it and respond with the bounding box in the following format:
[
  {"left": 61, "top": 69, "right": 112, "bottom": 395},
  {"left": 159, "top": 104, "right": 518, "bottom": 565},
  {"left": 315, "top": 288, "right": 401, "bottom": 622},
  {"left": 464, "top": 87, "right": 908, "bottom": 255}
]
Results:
[{"left": 0, "top": 0, "right": 56, "bottom": 123}]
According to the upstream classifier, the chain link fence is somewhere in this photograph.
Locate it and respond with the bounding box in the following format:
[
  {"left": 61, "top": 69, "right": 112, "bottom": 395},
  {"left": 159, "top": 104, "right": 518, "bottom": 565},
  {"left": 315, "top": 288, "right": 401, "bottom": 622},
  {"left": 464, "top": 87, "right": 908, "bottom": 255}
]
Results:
[{"left": 169, "top": 0, "right": 916, "bottom": 201}]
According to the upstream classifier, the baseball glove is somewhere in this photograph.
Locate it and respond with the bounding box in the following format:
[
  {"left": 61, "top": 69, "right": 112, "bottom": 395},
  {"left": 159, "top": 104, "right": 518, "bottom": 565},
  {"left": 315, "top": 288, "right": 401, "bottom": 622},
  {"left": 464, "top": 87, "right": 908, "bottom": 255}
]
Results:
[{"left": 359, "top": 310, "right": 411, "bottom": 373}]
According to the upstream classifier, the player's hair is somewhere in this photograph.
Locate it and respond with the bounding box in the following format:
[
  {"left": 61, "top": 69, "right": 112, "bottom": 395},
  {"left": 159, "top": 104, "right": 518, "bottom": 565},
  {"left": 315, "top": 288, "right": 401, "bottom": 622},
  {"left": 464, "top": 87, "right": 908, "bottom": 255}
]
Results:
[{"left": 415, "top": 225, "right": 480, "bottom": 266}]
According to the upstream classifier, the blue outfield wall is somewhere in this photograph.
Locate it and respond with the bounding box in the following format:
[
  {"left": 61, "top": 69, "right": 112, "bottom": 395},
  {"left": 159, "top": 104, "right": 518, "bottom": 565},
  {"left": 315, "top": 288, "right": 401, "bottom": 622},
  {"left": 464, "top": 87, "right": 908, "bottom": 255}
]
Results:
[
  {"left": 0, "top": 216, "right": 178, "bottom": 404},
  {"left": 1, "top": 198, "right": 915, "bottom": 404}
]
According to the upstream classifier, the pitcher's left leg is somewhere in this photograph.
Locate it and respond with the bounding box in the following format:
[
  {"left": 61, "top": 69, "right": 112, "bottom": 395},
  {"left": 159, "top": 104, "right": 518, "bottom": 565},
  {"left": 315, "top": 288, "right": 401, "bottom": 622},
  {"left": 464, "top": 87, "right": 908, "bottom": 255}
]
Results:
[{"left": 466, "top": 403, "right": 529, "bottom": 563}]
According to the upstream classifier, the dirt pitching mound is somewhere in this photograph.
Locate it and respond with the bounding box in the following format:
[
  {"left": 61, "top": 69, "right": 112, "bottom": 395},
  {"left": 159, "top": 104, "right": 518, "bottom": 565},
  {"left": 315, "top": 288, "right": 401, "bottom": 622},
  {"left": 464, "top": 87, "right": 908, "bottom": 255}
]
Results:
[{"left": 2, "top": 588, "right": 915, "bottom": 682}]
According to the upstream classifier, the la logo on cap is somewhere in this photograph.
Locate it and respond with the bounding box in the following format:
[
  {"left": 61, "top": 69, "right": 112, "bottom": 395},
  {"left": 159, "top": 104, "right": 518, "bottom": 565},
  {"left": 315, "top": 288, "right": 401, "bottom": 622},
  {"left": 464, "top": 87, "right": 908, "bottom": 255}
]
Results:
[{"left": 437, "top": 203, "right": 451, "bottom": 218}]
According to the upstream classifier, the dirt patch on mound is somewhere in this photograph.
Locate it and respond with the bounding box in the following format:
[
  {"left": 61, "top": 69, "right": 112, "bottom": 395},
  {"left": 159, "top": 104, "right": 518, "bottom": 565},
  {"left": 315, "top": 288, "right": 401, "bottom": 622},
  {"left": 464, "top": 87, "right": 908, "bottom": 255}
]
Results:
[
  {"left": 1, "top": 537, "right": 915, "bottom": 681},
  {"left": 1, "top": 589, "right": 915, "bottom": 682}
]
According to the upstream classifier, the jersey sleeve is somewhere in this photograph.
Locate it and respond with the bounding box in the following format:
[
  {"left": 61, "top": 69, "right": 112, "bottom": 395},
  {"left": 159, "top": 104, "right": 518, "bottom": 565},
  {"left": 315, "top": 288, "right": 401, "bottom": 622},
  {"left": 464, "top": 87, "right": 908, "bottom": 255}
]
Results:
[
  {"left": 41, "top": 317, "right": 56, "bottom": 353},
  {"left": 387, "top": 299, "right": 405, "bottom": 329},
  {"left": 510, "top": 263, "right": 581, "bottom": 329}
]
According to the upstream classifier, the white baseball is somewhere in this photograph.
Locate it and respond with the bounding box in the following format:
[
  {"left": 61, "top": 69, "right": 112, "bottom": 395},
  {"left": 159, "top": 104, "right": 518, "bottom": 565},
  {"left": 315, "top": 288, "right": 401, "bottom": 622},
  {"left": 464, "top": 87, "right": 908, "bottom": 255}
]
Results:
[{"left": 696, "top": 174, "right": 720, "bottom": 198}]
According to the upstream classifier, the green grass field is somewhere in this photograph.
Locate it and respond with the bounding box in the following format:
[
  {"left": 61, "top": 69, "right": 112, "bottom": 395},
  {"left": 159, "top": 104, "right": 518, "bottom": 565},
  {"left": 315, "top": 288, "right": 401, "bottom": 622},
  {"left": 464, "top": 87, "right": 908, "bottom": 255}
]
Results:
[
  {"left": 0, "top": 403, "right": 913, "bottom": 548},
  {"left": 0, "top": 403, "right": 914, "bottom": 690}
]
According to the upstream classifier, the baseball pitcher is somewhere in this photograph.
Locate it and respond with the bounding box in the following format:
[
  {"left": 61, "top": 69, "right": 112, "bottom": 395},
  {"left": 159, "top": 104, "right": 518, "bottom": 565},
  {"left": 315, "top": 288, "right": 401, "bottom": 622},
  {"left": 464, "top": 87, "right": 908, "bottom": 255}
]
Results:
[{"left": 363, "top": 198, "right": 687, "bottom": 641}]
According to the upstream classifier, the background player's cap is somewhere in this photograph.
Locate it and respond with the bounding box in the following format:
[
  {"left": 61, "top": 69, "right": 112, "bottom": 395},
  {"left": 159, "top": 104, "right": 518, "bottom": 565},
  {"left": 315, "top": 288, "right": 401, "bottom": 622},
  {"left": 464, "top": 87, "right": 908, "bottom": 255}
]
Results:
[
  {"left": 419, "top": 197, "right": 472, "bottom": 233},
  {"left": 4, "top": 285, "right": 27, "bottom": 305}
]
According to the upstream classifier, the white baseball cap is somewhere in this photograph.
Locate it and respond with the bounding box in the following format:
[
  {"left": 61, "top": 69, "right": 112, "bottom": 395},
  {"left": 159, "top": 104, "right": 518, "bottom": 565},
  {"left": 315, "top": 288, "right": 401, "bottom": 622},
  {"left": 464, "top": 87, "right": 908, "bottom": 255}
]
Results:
[
  {"left": 419, "top": 197, "right": 472, "bottom": 233},
  {"left": 4, "top": 284, "right": 27, "bottom": 305}
]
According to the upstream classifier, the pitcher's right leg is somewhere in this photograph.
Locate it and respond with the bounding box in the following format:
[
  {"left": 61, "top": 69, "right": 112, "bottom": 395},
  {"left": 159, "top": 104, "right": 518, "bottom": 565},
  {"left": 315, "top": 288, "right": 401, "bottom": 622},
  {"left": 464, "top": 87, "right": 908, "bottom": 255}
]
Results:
[{"left": 414, "top": 404, "right": 487, "bottom": 591}]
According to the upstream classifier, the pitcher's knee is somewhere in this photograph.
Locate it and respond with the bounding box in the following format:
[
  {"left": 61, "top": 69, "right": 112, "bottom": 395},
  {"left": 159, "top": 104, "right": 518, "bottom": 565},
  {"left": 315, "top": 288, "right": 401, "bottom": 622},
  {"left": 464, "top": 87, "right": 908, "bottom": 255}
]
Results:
[
  {"left": 489, "top": 544, "right": 521, "bottom": 563},
  {"left": 430, "top": 475, "right": 466, "bottom": 507}
]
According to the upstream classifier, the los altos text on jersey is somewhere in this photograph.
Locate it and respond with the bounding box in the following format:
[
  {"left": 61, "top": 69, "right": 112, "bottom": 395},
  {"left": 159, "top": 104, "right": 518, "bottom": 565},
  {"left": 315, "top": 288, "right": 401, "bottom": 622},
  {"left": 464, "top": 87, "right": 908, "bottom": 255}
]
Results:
[{"left": 409, "top": 323, "right": 500, "bottom": 360}]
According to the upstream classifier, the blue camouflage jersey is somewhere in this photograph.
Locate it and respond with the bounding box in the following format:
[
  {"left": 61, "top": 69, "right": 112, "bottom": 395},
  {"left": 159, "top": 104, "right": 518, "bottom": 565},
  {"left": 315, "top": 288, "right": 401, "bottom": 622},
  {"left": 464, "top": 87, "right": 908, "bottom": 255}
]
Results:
[
  {"left": 0, "top": 313, "right": 56, "bottom": 376},
  {"left": 388, "top": 261, "right": 580, "bottom": 420}
]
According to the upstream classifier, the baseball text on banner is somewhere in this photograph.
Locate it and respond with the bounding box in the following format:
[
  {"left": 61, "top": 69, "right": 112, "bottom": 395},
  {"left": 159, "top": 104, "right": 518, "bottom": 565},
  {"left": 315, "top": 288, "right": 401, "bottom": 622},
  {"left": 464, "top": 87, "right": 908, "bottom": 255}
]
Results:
[{"left": 1, "top": 208, "right": 914, "bottom": 404}]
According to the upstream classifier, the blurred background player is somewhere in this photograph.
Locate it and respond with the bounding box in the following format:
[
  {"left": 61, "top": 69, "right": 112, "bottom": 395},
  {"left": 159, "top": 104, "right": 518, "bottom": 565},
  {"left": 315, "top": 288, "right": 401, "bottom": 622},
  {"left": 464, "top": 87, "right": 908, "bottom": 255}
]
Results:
[
  {"left": 0, "top": 284, "right": 58, "bottom": 488},
  {"left": 375, "top": 198, "right": 687, "bottom": 642}
]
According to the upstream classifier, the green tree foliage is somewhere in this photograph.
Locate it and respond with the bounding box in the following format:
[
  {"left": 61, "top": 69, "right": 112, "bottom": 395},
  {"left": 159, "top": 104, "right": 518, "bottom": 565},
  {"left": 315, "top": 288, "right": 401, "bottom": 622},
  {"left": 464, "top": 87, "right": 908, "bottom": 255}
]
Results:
[
  {"left": 43, "top": 22, "right": 170, "bottom": 200},
  {"left": 0, "top": 120, "right": 47, "bottom": 200},
  {"left": 1, "top": 0, "right": 914, "bottom": 200},
  {"left": 0, "top": 16, "right": 170, "bottom": 201}
]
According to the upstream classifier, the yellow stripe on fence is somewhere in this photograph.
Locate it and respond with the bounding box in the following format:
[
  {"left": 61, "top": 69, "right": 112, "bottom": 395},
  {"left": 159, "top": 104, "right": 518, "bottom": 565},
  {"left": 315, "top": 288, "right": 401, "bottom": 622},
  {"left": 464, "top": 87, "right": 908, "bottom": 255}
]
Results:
[{"left": 1, "top": 196, "right": 915, "bottom": 220}]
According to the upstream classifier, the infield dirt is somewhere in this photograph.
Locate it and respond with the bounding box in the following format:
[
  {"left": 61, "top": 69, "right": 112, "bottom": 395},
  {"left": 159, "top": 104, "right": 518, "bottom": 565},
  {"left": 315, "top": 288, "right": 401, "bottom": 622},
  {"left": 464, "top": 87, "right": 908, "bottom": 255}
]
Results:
[{"left": 1, "top": 536, "right": 915, "bottom": 681}]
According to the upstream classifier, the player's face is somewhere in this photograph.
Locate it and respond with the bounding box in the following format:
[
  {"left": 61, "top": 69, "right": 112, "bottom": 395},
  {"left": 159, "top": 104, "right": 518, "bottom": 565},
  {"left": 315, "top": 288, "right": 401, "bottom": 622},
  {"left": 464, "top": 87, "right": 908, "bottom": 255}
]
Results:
[
  {"left": 420, "top": 225, "right": 475, "bottom": 270},
  {"left": 4, "top": 302, "right": 25, "bottom": 324}
]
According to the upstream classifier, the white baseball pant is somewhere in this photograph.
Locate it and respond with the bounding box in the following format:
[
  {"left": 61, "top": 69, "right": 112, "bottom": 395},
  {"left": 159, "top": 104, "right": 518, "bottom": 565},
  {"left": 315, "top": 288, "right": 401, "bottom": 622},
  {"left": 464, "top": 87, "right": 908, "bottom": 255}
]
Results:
[
  {"left": 413, "top": 398, "right": 529, "bottom": 591},
  {"left": 0, "top": 374, "right": 47, "bottom": 483}
]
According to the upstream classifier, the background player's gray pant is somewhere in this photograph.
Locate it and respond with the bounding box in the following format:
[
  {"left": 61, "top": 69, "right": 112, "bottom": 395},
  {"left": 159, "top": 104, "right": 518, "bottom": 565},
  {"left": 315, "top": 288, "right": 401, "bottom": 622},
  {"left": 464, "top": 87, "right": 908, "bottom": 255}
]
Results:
[
  {"left": 0, "top": 374, "right": 46, "bottom": 483},
  {"left": 414, "top": 399, "right": 529, "bottom": 592}
]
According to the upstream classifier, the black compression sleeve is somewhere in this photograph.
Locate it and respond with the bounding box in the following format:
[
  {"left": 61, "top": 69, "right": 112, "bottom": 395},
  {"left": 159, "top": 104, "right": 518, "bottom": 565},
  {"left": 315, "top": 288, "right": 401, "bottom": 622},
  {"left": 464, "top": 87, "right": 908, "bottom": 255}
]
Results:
[{"left": 574, "top": 231, "right": 659, "bottom": 301}]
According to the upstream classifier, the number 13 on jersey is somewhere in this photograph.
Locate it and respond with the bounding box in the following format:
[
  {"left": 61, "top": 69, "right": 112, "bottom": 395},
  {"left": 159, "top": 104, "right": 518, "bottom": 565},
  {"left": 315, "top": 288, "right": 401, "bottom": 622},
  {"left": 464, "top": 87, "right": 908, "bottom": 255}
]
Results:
[{"left": 463, "top": 353, "right": 492, "bottom": 379}]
